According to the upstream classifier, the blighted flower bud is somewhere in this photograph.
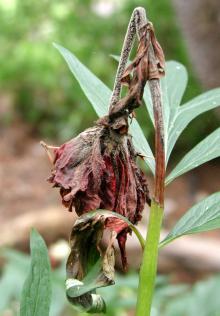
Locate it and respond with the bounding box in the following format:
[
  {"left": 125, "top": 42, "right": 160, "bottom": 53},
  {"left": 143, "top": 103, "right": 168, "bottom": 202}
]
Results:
[
  {"left": 45, "top": 117, "right": 150, "bottom": 269},
  {"left": 50, "top": 123, "right": 150, "bottom": 217}
]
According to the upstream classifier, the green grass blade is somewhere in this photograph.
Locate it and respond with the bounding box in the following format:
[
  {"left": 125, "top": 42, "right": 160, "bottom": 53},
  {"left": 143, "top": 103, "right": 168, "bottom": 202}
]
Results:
[{"left": 20, "top": 229, "right": 52, "bottom": 316}]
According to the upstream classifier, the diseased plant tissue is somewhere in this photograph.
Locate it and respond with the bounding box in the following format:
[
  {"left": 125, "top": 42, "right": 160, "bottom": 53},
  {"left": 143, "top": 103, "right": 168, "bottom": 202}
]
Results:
[{"left": 42, "top": 11, "right": 165, "bottom": 313}]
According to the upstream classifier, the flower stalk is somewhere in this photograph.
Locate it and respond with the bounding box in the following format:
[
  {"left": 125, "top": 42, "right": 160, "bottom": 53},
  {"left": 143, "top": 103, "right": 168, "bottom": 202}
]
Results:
[
  {"left": 136, "top": 201, "right": 164, "bottom": 315},
  {"left": 110, "top": 7, "right": 165, "bottom": 315},
  {"left": 134, "top": 9, "right": 165, "bottom": 316}
]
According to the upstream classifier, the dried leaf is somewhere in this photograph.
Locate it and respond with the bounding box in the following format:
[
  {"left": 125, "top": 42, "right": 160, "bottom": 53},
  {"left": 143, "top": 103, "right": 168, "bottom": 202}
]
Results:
[
  {"left": 65, "top": 213, "right": 121, "bottom": 313},
  {"left": 109, "top": 22, "right": 165, "bottom": 121}
]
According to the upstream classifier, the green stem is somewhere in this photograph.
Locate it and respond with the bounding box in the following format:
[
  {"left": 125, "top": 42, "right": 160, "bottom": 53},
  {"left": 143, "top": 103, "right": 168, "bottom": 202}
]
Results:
[
  {"left": 135, "top": 200, "right": 163, "bottom": 316},
  {"left": 130, "top": 224, "right": 145, "bottom": 250}
]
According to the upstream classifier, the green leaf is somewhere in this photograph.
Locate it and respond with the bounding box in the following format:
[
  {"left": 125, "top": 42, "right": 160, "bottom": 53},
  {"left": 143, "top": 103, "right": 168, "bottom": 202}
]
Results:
[
  {"left": 54, "top": 43, "right": 155, "bottom": 173},
  {"left": 54, "top": 43, "right": 109, "bottom": 118},
  {"left": 166, "top": 128, "right": 220, "bottom": 185},
  {"left": 143, "top": 84, "right": 154, "bottom": 124},
  {"left": 20, "top": 229, "right": 52, "bottom": 316},
  {"left": 160, "top": 192, "right": 220, "bottom": 247},
  {"left": 131, "top": 120, "right": 155, "bottom": 172},
  {"left": 165, "top": 61, "right": 188, "bottom": 116},
  {"left": 167, "top": 88, "right": 220, "bottom": 163}
]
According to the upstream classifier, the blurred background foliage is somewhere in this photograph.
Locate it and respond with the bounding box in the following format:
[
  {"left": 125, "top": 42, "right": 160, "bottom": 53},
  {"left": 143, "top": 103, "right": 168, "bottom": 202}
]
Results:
[
  {"left": 1, "top": 248, "right": 220, "bottom": 316},
  {"left": 1, "top": 0, "right": 219, "bottom": 160}
]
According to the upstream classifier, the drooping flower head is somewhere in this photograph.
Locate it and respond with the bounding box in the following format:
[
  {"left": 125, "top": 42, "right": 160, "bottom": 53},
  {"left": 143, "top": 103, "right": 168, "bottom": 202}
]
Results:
[
  {"left": 42, "top": 21, "right": 165, "bottom": 270},
  {"left": 47, "top": 117, "right": 150, "bottom": 269}
]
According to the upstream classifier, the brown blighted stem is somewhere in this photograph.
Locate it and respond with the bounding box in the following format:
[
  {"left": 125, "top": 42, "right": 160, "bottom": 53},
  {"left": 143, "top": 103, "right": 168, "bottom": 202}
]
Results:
[
  {"left": 109, "top": 7, "right": 147, "bottom": 112},
  {"left": 133, "top": 7, "right": 165, "bottom": 316},
  {"left": 135, "top": 11, "right": 165, "bottom": 205},
  {"left": 109, "top": 7, "right": 166, "bottom": 203},
  {"left": 149, "top": 79, "right": 165, "bottom": 206}
]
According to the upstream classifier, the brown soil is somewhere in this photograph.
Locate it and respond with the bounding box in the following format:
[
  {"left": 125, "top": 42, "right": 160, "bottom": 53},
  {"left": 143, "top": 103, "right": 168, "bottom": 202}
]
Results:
[{"left": 0, "top": 123, "right": 59, "bottom": 221}]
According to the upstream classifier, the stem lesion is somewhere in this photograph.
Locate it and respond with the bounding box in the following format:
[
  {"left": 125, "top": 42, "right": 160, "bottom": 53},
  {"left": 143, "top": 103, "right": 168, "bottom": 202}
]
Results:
[{"left": 150, "top": 79, "right": 165, "bottom": 206}]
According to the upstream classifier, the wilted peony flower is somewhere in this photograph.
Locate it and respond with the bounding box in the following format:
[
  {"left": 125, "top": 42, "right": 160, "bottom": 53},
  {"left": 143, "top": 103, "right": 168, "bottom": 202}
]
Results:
[{"left": 45, "top": 116, "right": 150, "bottom": 269}]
